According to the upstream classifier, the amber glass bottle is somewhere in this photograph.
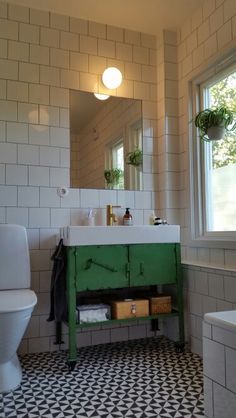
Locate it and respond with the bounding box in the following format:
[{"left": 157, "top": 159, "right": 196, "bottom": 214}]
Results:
[{"left": 123, "top": 208, "right": 133, "bottom": 226}]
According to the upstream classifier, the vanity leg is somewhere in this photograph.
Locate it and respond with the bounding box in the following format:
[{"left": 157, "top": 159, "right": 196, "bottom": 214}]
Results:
[
  {"left": 151, "top": 318, "right": 160, "bottom": 332},
  {"left": 67, "top": 247, "right": 78, "bottom": 370},
  {"left": 67, "top": 360, "right": 76, "bottom": 372},
  {"left": 175, "top": 244, "right": 185, "bottom": 349},
  {"left": 68, "top": 304, "right": 77, "bottom": 370}
]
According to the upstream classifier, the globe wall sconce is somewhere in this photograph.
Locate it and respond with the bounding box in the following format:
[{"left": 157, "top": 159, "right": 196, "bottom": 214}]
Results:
[{"left": 102, "top": 67, "right": 123, "bottom": 89}]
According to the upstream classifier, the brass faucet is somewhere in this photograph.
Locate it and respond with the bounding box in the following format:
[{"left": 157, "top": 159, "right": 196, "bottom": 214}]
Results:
[{"left": 106, "top": 205, "right": 121, "bottom": 226}]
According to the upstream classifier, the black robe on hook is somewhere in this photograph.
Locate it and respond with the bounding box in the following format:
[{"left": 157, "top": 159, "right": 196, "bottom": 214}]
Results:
[{"left": 47, "top": 238, "right": 67, "bottom": 323}]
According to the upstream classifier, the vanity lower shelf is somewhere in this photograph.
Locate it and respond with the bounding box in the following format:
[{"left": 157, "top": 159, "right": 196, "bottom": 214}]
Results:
[{"left": 65, "top": 310, "right": 179, "bottom": 329}]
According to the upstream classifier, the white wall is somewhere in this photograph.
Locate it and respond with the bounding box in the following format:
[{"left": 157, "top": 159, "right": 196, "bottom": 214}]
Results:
[
  {"left": 0, "top": 1, "right": 161, "bottom": 354},
  {"left": 3, "top": 0, "right": 236, "bottom": 356},
  {"left": 155, "top": 30, "right": 181, "bottom": 225},
  {"left": 177, "top": 0, "right": 236, "bottom": 355}
]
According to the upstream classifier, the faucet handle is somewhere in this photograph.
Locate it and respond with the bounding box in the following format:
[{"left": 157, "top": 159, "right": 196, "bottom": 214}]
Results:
[
  {"left": 113, "top": 214, "right": 118, "bottom": 223},
  {"left": 112, "top": 206, "right": 121, "bottom": 225}
]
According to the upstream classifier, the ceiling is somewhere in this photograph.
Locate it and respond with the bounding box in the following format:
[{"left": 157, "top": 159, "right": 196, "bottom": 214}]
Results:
[{"left": 5, "top": 0, "right": 204, "bottom": 35}]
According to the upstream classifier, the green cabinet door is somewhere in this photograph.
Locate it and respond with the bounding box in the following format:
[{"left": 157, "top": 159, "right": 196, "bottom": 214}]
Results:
[
  {"left": 129, "top": 243, "right": 177, "bottom": 286},
  {"left": 75, "top": 245, "right": 129, "bottom": 291}
]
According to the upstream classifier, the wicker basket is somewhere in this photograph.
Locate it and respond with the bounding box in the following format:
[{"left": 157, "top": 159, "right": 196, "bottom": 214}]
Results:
[{"left": 150, "top": 295, "right": 171, "bottom": 314}]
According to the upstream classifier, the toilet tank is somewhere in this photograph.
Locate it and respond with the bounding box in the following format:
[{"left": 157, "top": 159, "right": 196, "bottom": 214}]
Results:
[{"left": 0, "top": 224, "right": 31, "bottom": 290}]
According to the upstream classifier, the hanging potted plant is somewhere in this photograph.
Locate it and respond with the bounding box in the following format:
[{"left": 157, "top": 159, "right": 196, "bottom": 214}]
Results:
[
  {"left": 126, "top": 147, "right": 143, "bottom": 167},
  {"left": 104, "top": 168, "right": 123, "bottom": 189},
  {"left": 194, "top": 106, "right": 236, "bottom": 142}
]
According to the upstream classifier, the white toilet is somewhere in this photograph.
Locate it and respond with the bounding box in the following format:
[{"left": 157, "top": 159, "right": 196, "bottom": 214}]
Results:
[{"left": 0, "top": 224, "right": 37, "bottom": 393}]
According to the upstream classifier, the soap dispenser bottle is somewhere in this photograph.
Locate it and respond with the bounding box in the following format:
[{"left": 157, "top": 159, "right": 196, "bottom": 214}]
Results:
[{"left": 123, "top": 208, "right": 133, "bottom": 226}]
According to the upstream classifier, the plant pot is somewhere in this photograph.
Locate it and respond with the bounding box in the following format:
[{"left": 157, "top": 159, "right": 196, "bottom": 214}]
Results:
[
  {"left": 207, "top": 126, "right": 226, "bottom": 141},
  {"left": 135, "top": 164, "right": 142, "bottom": 172}
]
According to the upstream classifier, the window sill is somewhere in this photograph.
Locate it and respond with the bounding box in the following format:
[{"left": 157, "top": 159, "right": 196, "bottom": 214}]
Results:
[
  {"left": 181, "top": 260, "right": 236, "bottom": 273},
  {"left": 188, "top": 235, "right": 236, "bottom": 250}
]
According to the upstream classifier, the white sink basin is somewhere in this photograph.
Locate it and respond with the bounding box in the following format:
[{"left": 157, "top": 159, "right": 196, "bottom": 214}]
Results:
[{"left": 60, "top": 225, "right": 180, "bottom": 246}]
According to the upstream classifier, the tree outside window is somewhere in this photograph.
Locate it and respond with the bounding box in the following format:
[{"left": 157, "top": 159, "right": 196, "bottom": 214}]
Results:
[{"left": 203, "top": 69, "right": 236, "bottom": 231}]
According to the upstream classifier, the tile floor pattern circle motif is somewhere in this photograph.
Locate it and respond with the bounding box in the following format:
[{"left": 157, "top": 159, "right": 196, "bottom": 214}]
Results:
[{"left": 0, "top": 337, "right": 204, "bottom": 418}]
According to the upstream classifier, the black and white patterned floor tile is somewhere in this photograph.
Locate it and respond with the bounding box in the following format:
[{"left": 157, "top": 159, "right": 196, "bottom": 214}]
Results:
[{"left": 0, "top": 337, "right": 204, "bottom": 418}]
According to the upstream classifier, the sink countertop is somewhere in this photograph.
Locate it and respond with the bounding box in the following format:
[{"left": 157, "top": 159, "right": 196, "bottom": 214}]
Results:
[
  {"left": 60, "top": 225, "right": 180, "bottom": 246},
  {"left": 204, "top": 310, "right": 236, "bottom": 333}
]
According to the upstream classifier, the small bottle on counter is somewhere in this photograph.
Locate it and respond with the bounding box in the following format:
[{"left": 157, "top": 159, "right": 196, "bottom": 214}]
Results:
[
  {"left": 149, "top": 211, "right": 156, "bottom": 225},
  {"left": 123, "top": 208, "right": 133, "bottom": 226},
  {"left": 87, "top": 208, "right": 95, "bottom": 226},
  {"left": 154, "top": 216, "right": 163, "bottom": 226}
]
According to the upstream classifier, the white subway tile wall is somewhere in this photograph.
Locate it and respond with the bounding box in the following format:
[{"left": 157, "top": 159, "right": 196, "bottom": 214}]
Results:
[
  {"left": 177, "top": 0, "right": 236, "bottom": 354},
  {"left": 2, "top": 0, "right": 236, "bottom": 356},
  {"left": 184, "top": 265, "right": 236, "bottom": 357},
  {"left": 0, "top": 1, "right": 159, "bottom": 354},
  {"left": 203, "top": 320, "right": 236, "bottom": 418},
  {"left": 179, "top": 0, "right": 236, "bottom": 255}
]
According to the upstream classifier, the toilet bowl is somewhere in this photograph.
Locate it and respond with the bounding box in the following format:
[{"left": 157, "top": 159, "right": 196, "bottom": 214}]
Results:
[{"left": 0, "top": 225, "right": 37, "bottom": 393}]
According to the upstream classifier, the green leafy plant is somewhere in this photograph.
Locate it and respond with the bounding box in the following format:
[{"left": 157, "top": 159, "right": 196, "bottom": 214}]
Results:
[
  {"left": 126, "top": 147, "right": 143, "bottom": 167},
  {"left": 104, "top": 168, "right": 123, "bottom": 187},
  {"left": 194, "top": 106, "right": 236, "bottom": 142}
]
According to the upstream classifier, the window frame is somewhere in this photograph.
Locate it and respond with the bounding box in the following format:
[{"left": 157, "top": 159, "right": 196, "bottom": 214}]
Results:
[
  {"left": 111, "top": 139, "right": 124, "bottom": 171},
  {"left": 190, "top": 58, "right": 236, "bottom": 247},
  {"left": 105, "top": 134, "right": 125, "bottom": 190},
  {"left": 127, "top": 119, "right": 143, "bottom": 191}
]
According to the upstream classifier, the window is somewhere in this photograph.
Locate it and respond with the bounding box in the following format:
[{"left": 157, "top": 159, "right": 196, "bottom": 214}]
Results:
[
  {"left": 192, "top": 62, "right": 236, "bottom": 242},
  {"left": 127, "top": 121, "right": 143, "bottom": 191},
  {"left": 112, "top": 140, "right": 124, "bottom": 174},
  {"left": 105, "top": 137, "right": 124, "bottom": 189},
  {"left": 104, "top": 118, "right": 142, "bottom": 190}
]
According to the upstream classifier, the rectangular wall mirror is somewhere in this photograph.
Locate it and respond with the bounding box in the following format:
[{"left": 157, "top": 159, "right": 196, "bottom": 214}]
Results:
[{"left": 70, "top": 90, "right": 143, "bottom": 191}]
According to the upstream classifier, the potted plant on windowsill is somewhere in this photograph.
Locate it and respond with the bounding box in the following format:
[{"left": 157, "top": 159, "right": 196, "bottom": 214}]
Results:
[
  {"left": 194, "top": 106, "right": 236, "bottom": 142},
  {"left": 104, "top": 168, "right": 123, "bottom": 189},
  {"left": 126, "top": 147, "right": 143, "bottom": 167}
]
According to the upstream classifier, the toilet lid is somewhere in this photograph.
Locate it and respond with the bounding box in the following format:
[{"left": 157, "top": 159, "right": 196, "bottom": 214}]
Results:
[{"left": 0, "top": 289, "right": 37, "bottom": 313}]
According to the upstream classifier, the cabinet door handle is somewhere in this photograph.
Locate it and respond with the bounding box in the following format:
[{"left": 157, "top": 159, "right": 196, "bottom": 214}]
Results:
[
  {"left": 140, "top": 262, "right": 144, "bottom": 275},
  {"left": 85, "top": 258, "right": 117, "bottom": 272},
  {"left": 125, "top": 262, "right": 130, "bottom": 277}
]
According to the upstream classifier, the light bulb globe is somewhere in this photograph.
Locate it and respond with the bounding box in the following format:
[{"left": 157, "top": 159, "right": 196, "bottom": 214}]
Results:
[
  {"left": 94, "top": 93, "right": 110, "bottom": 100},
  {"left": 102, "top": 67, "right": 123, "bottom": 89}
]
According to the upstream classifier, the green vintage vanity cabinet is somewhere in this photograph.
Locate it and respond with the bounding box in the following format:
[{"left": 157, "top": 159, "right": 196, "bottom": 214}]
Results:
[
  {"left": 63, "top": 229, "right": 184, "bottom": 371},
  {"left": 129, "top": 244, "right": 177, "bottom": 287},
  {"left": 75, "top": 245, "right": 129, "bottom": 291}
]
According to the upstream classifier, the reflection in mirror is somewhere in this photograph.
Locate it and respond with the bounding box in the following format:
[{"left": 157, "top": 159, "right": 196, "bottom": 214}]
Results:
[{"left": 70, "top": 90, "right": 143, "bottom": 190}]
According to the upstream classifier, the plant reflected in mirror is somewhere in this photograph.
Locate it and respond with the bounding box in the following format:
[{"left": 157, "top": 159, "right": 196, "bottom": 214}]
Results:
[
  {"left": 104, "top": 168, "right": 124, "bottom": 189},
  {"left": 126, "top": 147, "right": 143, "bottom": 167}
]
